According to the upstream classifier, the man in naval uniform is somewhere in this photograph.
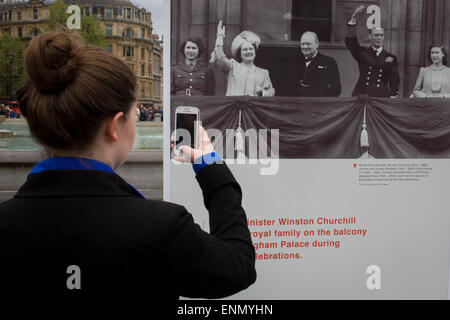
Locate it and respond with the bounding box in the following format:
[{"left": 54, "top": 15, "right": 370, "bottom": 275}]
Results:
[
  {"left": 291, "top": 31, "right": 342, "bottom": 97},
  {"left": 345, "top": 6, "right": 400, "bottom": 97}
]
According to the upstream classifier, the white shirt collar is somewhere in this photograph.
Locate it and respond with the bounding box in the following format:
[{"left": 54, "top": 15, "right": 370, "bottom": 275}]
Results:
[
  {"left": 304, "top": 51, "right": 318, "bottom": 61},
  {"left": 185, "top": 60, "right": 197, "bottom": 68},
  {"left": 371, "top": 46, "right": 383, "bottom": 56}
]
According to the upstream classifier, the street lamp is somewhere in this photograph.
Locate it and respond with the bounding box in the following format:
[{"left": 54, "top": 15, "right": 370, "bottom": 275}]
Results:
[{"left": 7, "top": 52, "right": 13, "bottom": 101}]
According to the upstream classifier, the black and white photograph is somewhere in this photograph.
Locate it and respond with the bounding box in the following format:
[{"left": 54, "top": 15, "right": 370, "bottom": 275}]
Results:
[{"left": 171, "top": 0, "right": 450, "bottom": 159}]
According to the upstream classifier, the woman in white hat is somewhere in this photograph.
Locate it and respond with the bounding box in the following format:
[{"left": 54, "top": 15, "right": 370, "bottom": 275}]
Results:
[{"left": 214, "top": 21, "right": 275, "bottom": 96}]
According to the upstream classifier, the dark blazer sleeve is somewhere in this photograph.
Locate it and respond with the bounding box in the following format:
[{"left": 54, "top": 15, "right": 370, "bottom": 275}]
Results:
[
  {"left": 345, "top": 25, "right": 363, "bottom": 62},
  {"left": 328, "top": 57, "right": 342, "bottom": 97},
  {"left": 166, "top": 164, "right": 256, "bottom": 298}
]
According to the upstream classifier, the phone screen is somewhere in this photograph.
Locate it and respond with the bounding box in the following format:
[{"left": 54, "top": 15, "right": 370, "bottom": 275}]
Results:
[{"left": 176, "top": 112, "right": 198, "bottom": 149}]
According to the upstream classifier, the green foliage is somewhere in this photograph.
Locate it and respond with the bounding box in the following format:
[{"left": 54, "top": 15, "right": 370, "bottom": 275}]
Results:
[
  {"left": 0, "top": 33, "right": 26, "bottom": 99},
  {"left": 1, "top": 0, "right": 108, "bottom": 98},
  {"left": 80, "top": 16, "right": 107, "bottom": 48},
  {"left": 45, "top": 0, "right": 68, "bottom": 32},
  {"left": 46, "top": 0, "right": 106, "bottom": 47}
]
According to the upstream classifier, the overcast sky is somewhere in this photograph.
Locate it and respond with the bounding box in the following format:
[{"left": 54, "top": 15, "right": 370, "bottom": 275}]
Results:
[{"left": 135, "top": 0, "right": 164, "bottom": 37}]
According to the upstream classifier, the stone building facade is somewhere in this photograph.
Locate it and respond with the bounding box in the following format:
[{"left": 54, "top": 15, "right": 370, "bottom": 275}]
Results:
[
  {"left": 171, "top": 0, "right": 450, "bottom": 97},
  {"left": 0, "top": 0, "right": 162, "bottom": 107}
]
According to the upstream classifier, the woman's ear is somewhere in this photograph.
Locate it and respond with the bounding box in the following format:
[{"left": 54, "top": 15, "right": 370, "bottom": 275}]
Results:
[{"left": 105, "top": 112, "right": 124, "bottom": 142}]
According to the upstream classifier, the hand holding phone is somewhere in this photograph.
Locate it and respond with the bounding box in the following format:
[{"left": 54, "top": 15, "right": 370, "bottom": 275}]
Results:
[
  {"left": 172, "top": 126, "right": 215, "bottom": 163},
  {"left": 172, "top": 106, "right": 215, "bottom": 162},
  {"left": 174, "top": 106, "right": 200, "bottom": 154}
]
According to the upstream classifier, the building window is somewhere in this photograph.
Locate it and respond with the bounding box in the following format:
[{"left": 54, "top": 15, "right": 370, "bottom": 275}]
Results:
[
  {"left": 141, "top": 84, "right": 145, "bottom": 96},
  {"left": 126, "top": 8, "right": 131, "bottom": 19},
  {"left": 123, "top": 29, "right": 132, "bottom": 38},
  {"left": 291, "top": 0, "right": 332, "bottom": 41},
  {"left": 153, "top": 54, "right": 161, "bottom": 74},
  {"left": 106, "top": 45, "right": 112, "bottom": 53},
  {"left": 106, "top": 25, "right": 112, "bottom": 36},
  {"left": 141, "top": 28, "right": 145, "bottom": 39},
  {"left": 123, "top": 46, "right": 134, "bottom": 57},
  {"left": 113, "top": 6, "right": 120, "bottom": 17},
  {"left": 141, "top": 64, "right": 145, "bottom": 76},
  {"left": 3, "top": 12, "right": 7, "bottom": 22},
  {"left": 85, "top": 7, "right": 90, "bottom": 16},
  {"left": 93, "top": 5, "right": 104, "bottom": 16},
  {"left": 33, "top": 7, "right": 38, "bottom": 20},
  {"left": 154, "top": 79, "right": 160, "bottom": 97},
  {"left": 33, "top": 29, "right": 38, "bottom": 37},
  {"left": 141, "top": 47, "right": 145, "bottom": 59},
  {"left": 18, "top": 27, "right": 22, "bottom": 38},
  {"left": 106, "top": 8, "right": 112, "bottom": 18},
  {"left": 17, "top": 12, "right": 21, "bottom": 21}
]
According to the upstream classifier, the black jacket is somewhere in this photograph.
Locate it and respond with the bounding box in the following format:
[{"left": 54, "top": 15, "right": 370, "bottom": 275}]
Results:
[
  {"left": 0, "top": 163, "right": 256, "bottom": 306},
  {"left": 291, "top": 51, "right": 342, "bottom": 97},
  {"left": 345, "top": 25, "right": 400, "bottom": 97}
]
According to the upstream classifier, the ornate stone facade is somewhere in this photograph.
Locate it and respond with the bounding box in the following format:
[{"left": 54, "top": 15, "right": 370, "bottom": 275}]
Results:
[{"left": 0, "top": 0, "right": 162, "bottom": 107}]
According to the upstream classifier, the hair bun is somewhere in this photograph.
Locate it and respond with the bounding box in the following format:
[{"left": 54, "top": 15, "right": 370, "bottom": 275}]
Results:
[{"left": 25, "top": 32, "right": 80, "bottom": 93}]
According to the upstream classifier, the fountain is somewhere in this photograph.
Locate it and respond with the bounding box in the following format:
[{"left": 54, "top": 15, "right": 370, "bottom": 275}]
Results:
[
  {"left": 0, "top": 116, "right": 14, "bottom": 139},
  {"left": 0, "top": 119, "right": 162, "bottom": 150}
]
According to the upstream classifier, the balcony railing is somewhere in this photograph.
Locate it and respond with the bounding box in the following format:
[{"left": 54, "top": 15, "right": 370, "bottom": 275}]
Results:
[
  {"left": 107, "top": 35, "right": 154, "bottom": 44},
  {"left": 0, "top": 18, "right": 46, "bottom": 25},
  {"left": 96, "top": 14, "right": 151, "bottom": 26}
]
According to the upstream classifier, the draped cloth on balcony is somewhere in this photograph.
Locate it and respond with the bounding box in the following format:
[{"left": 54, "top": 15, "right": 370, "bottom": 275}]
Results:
[{"left": 171, "top": 95, "right": 450, "bottom": 159}]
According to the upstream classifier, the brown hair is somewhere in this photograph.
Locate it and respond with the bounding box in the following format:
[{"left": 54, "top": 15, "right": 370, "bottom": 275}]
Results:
[
  {"left": 179, "top": 36, "right": 204, "bottom": 58},
  {"left": 17, "top": 31, "right": 136, "bottom": 152}
]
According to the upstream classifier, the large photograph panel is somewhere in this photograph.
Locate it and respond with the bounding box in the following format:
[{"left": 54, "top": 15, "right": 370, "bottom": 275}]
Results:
[
  {"left": 168, "top": 0, "right": 450, "bottom": 300},
  {"left": 170, "top": 0, "right": 450, "bottom": 159}
]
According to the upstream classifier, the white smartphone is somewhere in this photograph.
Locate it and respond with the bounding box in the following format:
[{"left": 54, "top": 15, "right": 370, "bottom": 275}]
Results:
[{"left": 174, "top": 106, "right": 200, "bottom": 154}]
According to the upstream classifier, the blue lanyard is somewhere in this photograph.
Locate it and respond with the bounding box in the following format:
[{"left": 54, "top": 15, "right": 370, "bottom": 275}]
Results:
[{"left": 29, "top": 157, "right": 145, "bottom": 199}]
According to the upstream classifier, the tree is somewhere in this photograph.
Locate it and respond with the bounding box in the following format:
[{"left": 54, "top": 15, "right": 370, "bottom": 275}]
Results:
[
  {"left": 0, "top": 34, "right": 26, "bottom": 100},
  {"left": 45, "top": 0, "right": 106, "bottom": 47},
  {"left": 80, "top": 15, "right": 107, "bottom": 48},
  {"left": 1, "top": 1, "right": 107, "bottom": 100},
  {"left": 45, "top": 0, "right": 68, "bottom": 32}
]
